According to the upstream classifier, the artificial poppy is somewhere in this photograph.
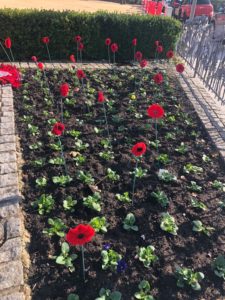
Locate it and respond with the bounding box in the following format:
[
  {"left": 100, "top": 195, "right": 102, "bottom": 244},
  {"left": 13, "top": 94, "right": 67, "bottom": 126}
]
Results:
[
  {"left": 42, "top": 37, "right": 50, "bottom": 44},
  {"left": 60, "top": 83, "right": 69, "bottom": 97},
  {"left": 31, "top": 56, "right": 38, "bottom": 62},
  {"left": 176, "top": 63, "right": 185, "bottom": 73},
  {"left": 131, "top": 142, "right": 147, "bottom": 157},
  {"left": 132, "top": 38, "right": 137, "bottom": 46},
  {"left": 105, "top": 38, "right": 111, "bottom": 46},
  {"left": 4, "top": 37, "right": 12, "bottom": 49},
  {"left": 37, "top": 62, "right": 44, "bottom": 70},
  {"left": 147, "top": 104, "right": 165, "bottom": 119},
  {"left": 66, "top": 224, "right": 95, "bottom": 246},
  {"left": 134, "top": 51, "right": 143, "bottom": 61},
  {"left": 76, "top": 69, "right": 86, "bottom": 79},
  {"left": 153, "top": 73, "right": 163, "bottom": 84},
  {"left": 52, "top": 122, "right": 65, "bottom": 136},
  {"left": 156, "top": 45, "right": 163, "bottom": 53},
  {"left": 111, "top": 43, "right": 118, "bottom": 53},
  {"left": 78, "top": 42, "right": 84, "bottom": 51},
  {"left": 155, "top": 40, "right": 160, "bottom": 47},
  {"left": 69, "top": 54, "right": 76, "bottom": 63},
  {"left": 140, "top": 59, "right": 148, "bottom": 68},
  {"left": 166, "top": 50, "right": 174, "bottom": 59},
  {"left": 75, "top": 35, "right": 82, "bottom": 43},
  {"left": 98, "top": 91, "right": 105, "bottom": 103}
]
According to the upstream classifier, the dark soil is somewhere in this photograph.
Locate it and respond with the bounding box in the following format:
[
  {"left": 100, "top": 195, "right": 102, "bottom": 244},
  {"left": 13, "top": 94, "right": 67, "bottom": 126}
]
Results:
[{"left": 14, "top": 66, "right": 225, "bottom": 300}]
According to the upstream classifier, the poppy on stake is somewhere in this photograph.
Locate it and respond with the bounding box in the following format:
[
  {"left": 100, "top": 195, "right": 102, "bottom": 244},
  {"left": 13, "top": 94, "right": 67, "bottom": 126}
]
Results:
[
  {"left": 41, "top": 36, "right": 51, "bottom": 62},
  {"left": 97, "top": 91, "right": 110, "bottom": 141},
  {"left": 105, "top": 38, "right": 111, "bottom": 63}
]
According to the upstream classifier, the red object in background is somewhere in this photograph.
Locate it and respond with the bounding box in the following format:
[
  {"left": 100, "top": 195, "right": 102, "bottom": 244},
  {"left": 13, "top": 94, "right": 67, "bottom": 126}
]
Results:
[
  {"left": 140, "top": 59, "right": 148, "bottom": 68},
  {"left": 78, "top": 42, "right": 84, "bottom": 51},
  {"left": 31, "top": 56, "right": 38, "bottom": 62},
  {"left": 52, "top": 122, "right": 65, "bottom": 136},
  {"left": 60, "top": 83, "right": 69, "bottom": 97},
  {"left": 42, "top": 37, "right": 50, "bottom": 44},
  {"left": 176, "top": 63, "right": 185, "bottom": 73},
  {"left": 147, "top": 103, "right": 165, "bottom": 119},
  {"left": 153, "top": 73, "right": 163, "bottom": 84},
  {"left": 135, "top": 51, "right": 143, "bottom": 61},
  {"left": 166, "top": 50, "right": 174, "bottom": 59},
  {"left": 132, "top": 38, "right": 137, "bottom": 46},
  {"left": 111, "top": 43, "right": 118, "bottom": 53},
  {"left": 69, "top": 54, "right": 76, "bottom": 63},
  {"left": 173, "top": 0, "right": 214, "bottom": 20},
  {"left": 66, "top": 224, "right": 95, "bottom": 246},
  {"left": 0, "top": 64, "right": 21, "bottom": 88},
  {"left": 156, "top": 45, "right": 163, "bottom": 53},
  {"left": 98, "top": 91, "right": 105, "bottom": 103},
  {"left": 131, "top": 142, "right": 147, "bottom": 157},
  {"left": 105, "top": 38, "right": 111, "bottom": 46},
  {"left": 37, "top": 62, "right": 44, "bottom": 70},
  {"left": 75, "top": 35, "right": 82, "bottom": 42},
  {"left": 4, "top": 37, "right": 12, "bottom": 49},
  {"left": 76, "top": 69, "right": 86, "bottom": 79}
]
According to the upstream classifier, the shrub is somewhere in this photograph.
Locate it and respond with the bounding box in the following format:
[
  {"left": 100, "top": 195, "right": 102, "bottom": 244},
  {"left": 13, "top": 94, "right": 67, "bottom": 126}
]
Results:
[{"left": 0, "top": 9, "right": 181, "bottom": 61}]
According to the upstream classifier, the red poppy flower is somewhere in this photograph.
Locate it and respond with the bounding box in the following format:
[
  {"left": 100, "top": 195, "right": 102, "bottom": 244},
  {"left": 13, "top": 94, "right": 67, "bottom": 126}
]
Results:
[
  {"left": 31, "top": 56, "right": 38, "bottom": 62},
  {"left": 42, "top": 36, "right": 50, "bottom": 44},
  {"left": 131, "top": 142, "right": 147, "bottom": 157},
  {"left": 134, "top": 51, "right": 143, "bottom": 61},
  {"left": 66, "top": 224, "right": 95, "bottom": 246},
  {"left": 0, "top": 64, "right": 21, "bottom": 88},
  {"left": 176, "top": 63, "right": 185, "bottom": 73},
  {"left": 78, "top": 42, "right": 84, "bottom": 51},
  {"left": 37, "top": 62, "right": 44, "bottom": 70},
  {"left": 76, "top": 69, "right": 86, "bottom": 79},
  {"left": 147, "top": 104, "right": 164, "bottom": 119},
  {"left": 132, "top": 38, "right": 137, "bottom": 46},
  {"left": 153, "top": 73, "right": 163, "bottom": 84},
  {"left": 4, "top": 37, "right": 12, "bottom": 49},
  {"left": 155, "top": 40, "right": 160, "bottom": 47},
  {"left": 111, "top": 43, "right": 118, "bottom": 53},
  {"left": 75, "top": 35, "right": 82, "bottom": 43},
  {"left": 52, "top": 122, "right": 65, "bottom": 136},
  {"left": 156, "top": 45, "right": 163, "bottom": 53},
  {"left": 60, "top": 83, "right": 69, "bottom": 97},
  {"left": 98, "top": 91, "right": 105, "bottom": 103},
  {"left": 69, "top": 54, "right": 76, "bottom": 63},
  {"left": 105, "top": 38, "right": 111, "bottom": 46},
  {"left": 166, "top": 50, "right": 174, "bottom": 59},
  {"left": 140, "top": 59, "right": 148, "bottom": 68}
]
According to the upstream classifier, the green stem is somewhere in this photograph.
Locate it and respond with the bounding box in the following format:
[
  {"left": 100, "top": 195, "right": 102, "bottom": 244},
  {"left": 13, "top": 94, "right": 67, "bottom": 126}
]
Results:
[
  {"left": 132, "top": 159, "right": 138, "bottom": 205},
  {"left": 103, "top": 102, "right": 110, "bottom": 141},
  {"left": 60, "top": 98, "right": 63, "bottom": 124},
  {"left": 58, "top": 136, "right": 68, "bottom": 175},
  {"left": 46, "top": 44, "right": 51, "bottom": 63},
  {"left": 0, "top": 42, "right": 12, "bottom": 62},
  {"left": 81, "top": 245, "right": 86, "bottom": 282},
  {"left": 9, "top": 48, "right": 14, "bottom": 62},
  {"left": 108, "top": 45, "right": 110, "bottom": 64},
  {"left": 155, "top": 119, "right": 158, "bottom": 153}
]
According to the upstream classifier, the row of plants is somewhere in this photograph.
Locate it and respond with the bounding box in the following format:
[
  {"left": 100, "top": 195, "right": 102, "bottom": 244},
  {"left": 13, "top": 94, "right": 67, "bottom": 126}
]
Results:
[{"left": 13, "top": 58, "right": 225, "bottom": 299}]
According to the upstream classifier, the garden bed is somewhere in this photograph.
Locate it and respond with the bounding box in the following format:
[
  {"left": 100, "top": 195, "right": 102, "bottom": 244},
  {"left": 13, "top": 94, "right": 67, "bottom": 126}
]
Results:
[{"left": 14, "top": 66, "right": 225, "bottom": 299}]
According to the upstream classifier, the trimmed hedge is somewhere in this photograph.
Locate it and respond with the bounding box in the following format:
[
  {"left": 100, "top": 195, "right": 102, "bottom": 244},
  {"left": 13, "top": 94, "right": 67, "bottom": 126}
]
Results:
[{"left": 0, "top": 9, "right": 181, "bottom": 62}]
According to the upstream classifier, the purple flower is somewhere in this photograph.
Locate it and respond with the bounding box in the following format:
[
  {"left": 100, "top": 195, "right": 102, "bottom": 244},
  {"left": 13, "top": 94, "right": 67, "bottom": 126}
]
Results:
[
  {"left": 103, "top": 243, "right": 111, "bottom": 250},
  {"left": 117, "top": 259, "right": 127, "bottom": 273}
]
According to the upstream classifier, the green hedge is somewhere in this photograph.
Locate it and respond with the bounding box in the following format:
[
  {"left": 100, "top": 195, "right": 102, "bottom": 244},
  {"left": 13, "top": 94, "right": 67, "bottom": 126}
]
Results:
[{"left": 0, "top": 9, "right": 181, "bottom": 62}]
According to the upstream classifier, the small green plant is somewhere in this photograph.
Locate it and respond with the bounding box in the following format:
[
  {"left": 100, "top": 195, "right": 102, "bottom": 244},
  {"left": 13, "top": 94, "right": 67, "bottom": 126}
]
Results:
[
  {"left": 74, "top": 139, "right": 89, "bottom": 151},
  {"left": 101, "top": 248, "right": 122, "bottom": 272},
  {"left": 183, "top": 163, "right": 203, "bottom": 174},
  {"left": 175, "top": 266, "right": 204, "bottom": 291},
  {"left": 192, "top": 220, "right": 214, "bottom": 236},
  {"left": 134, "top": 280, "right": 155, "bottom": 300},
  {"left": 63, "top": 196, "right": 77, "bottom": 212},
  {"left": 212, "top": 255, "right": 225, "bottom": 279},
  {"left": 116, "top": 192, "right": 131, "bottom": 203},
  {"left": 99, "top": 150, "right": 115, "bottom": 161},
  {"left": 73, "top": 154, "right": 86, "bottom": 166},
  {"left": 188, "top": 181, "right": 202, "bottom": 192},
  {"left": 175, "top": 142, "right": 188, "bottom": 154},
  {"left": 158, "top": 169, "right": 177, "bottom": 183},
  {"left": 77, "top": 170, "right": 95, "bottom": 185},
  {"left": 68, "top": 129, "right": 81, "bottom": 138},
  {"left": 123, "top": 213, "right": 138, "bottom": 231},
  {"left": 160, "top": 213, "right": 178, "bottom": 235},
  {"left": 67, "top": 294, "right": 79, "bottom": 300},
  {"left": 133, "top": 167, "right": 147, "bottom": 178},
  {"left": 28, "top": 124, "right": 39, "bottom": 136},
  {"left": 100, "top": 139, "right": 111, "bottom": 149},
  {"left": 212, "top": 180, "right": 225, "bottom": 191},
  {"left": 151, "top": 190, "right": 169, "bottom": 208},
  {"left": 95, "top": 288, "right": 122, "bottom": 300},
  {"left": 149, "top": 140, "right": 161, "bottom": 149},
  {"left": 137, "top": 245, "right": 158, "bottom": 268},
  {"left": 43, "top": 218, "right": 66, "bottom": 237},
  {"left": 107, "top": 168, "right": 120, "bottom": 182},
  {"left": 202, "top": 154, "right": 211, "bottom": 163},
  {"left": 89, "top": 216, "right": 108, "bottom": 233},
  {"left": 49, "top": 141, "right": 61, "bottom": 151},
  {"left": 35, "top": 177, "right": 47, "bottom": 187},
  {"left": 31, "top": 158, "right": 46, "bottom": 167},
  {"left": 156, "top": 154, "right": 170, "bottom": 165},
  {"left": 49, "top": 157, "right": 64, "bottom": 165},
  {"left": 52, "top": 242, "right": 77, "bottom": 272},
  {"left": 83, "top": 192, "right": 101, "bottom": 212},
  {"left": 29, "top": 141, "right": 42, "bottom": 150},
  {"left": 190, "top": 198, "right": 207, "bottom": 211},
  {"left": 52, "top": 175, "right": 73, "bottom": 186},
  {"left": 32, "top": 194, "right": 54, "bottom": 215}
]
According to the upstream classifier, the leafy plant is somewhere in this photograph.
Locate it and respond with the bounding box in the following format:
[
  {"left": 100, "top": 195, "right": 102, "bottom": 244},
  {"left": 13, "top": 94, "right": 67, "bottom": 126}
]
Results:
[
  {"left": 28, "top": 124, "right": 39, "bottom": 136},
  {"left": 77, "top": 170, "right": 95, "bottom": 185},
  {"left": 35, "top": 177, "right": 47, "bottom": 187},
  {"left": 190, "top": 198, "right": 207, "bottom": 211},
  {"left": 175, "top": 142, "right": 188, "bottom": 154},
  {"left": 107, "top": 168, "right": 120, "bottom": 182},
  {"left": 52, "top": 175, "right": 73, "bottom": 186},
  {"left": 116, "top": 192, "right": 131, "bottom": 203},
  {"left": 156, "top": 154, "right": 170, "bottom": 165},
  {"left": 73, "top": 154, "right": 86, "bottom": 166},
  {"left": 68, "top": 129, "right": 81, "bottom": 138},
  {"left": 149, "top": 140, "right": 161, "bottom": 149},
  {"left": 134, "top": 280, "right": 155, "bottom": 300},
  {"left": 137, "top": 246, "right": 158, "bottom": 268},
  {"left": 175, "top": 266, "right": 204, "bottom": 291},
  {"left": 160, "top": 213, "right": 178, "bottom": 235},
  {"left": 95, "top": 288, "right": 122, "bottom": 300},
  {"left": 83, "top": 192, "right": 101, "bottom": 212},
  {"left": 43, "top": 218, "right": 66, "bottom": 237},
  {"left": 212, "top": 180, "right": 225, "bottom": 191},
  {"left": 74, "top": 139, "right": 89, "bottom": 151},
  {"left": 32, "top": 194, "right": 54, "bottom": 215},
  {"left": 31, "top": 158, "right": 46, "bottom": 167},
  {"left": 49, "top": 141, "right": 61, "bottom": 151},
  {"left": 89, "top": 216, "right": 108, "bottom": 233},
  {"left": 192, "top": 220, "right": 214, "bottom": 236},
  {"left": 49, "top": 157, "right": 64, "bottom": 165},
  {"left": 212, "top": 255, "right": 225, "bottom": 279},
  {"left": 67, "top": 294, "right": 79, "bottom": 300},
  {"left": 202, "top": 154, "right": 211, "bottom": 163},
  {"left": 151, "top": 190, "right": 169, "bottom": 207},
  {"left": 63, "top": 196, "right": 77, "bottom": 212},
  {"left": 188, "top": 181, "right": 202, "bottom": 192},
  {"left": 123, "top": 213, "right": 138, "bottom": 231},
  {"left": 183, "top": 163, "right": 203, "bottom": 174},
  {"left": 133, "top": 167, "right": 147, "bottom": 178},
  {"left": 158, "top": 169, "right": 177, "bottom": 183},
  {"left": 29, "top": 141, "right": 42, "bottom": 150},
  {"left": 99, "top": 150, "right": 115, "bottom": 161},
  {"left": 101, "top": 248, "right": 122, "bottom": 272},
  {"left": 52, "top": 242, "right": 77, "bottom": 272}
]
